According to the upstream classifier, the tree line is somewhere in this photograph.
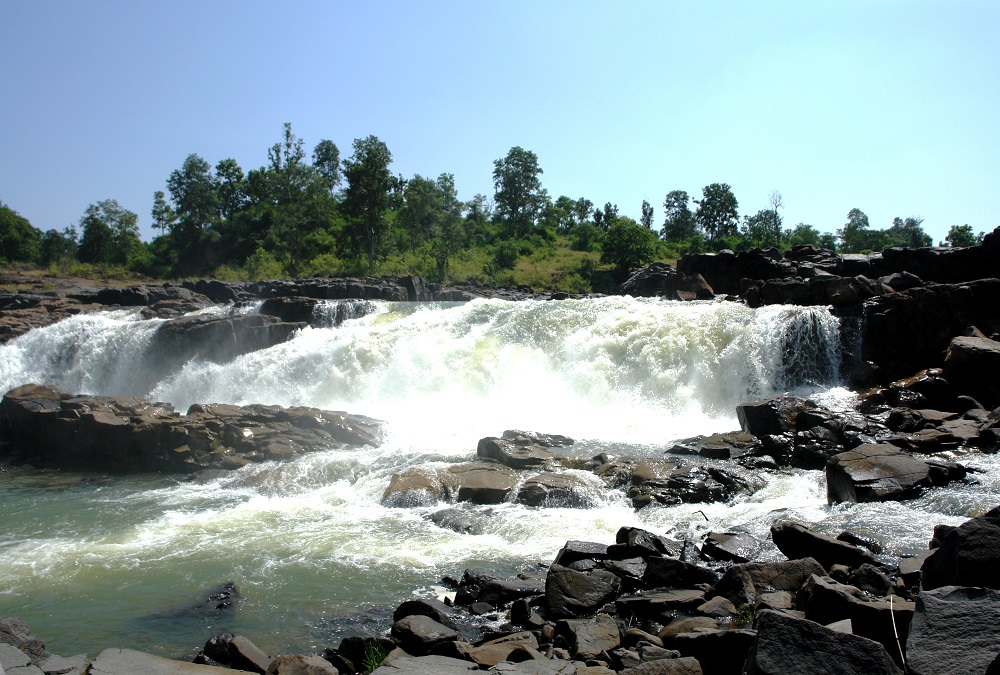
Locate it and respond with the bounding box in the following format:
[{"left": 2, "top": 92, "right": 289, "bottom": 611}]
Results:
[{"left": 0, "top": 123, "right": 988, "bottom": 284}]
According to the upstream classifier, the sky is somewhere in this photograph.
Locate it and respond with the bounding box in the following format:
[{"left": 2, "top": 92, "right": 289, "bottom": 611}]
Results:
[{"left": 1, "top": 1, "right": 997, "bottom": 245}]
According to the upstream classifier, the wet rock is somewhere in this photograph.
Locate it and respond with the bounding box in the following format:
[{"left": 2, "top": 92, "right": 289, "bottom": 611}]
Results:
[
  {"left": 921, "top": 506, "right": 1000, "bottom": 590},
  {"left": 660, "top": 628, "right": 756, "bottom": 675},
  {"left": 711, "top": 558, "right": 826, "bottom": 606},
  {"left": 847, "top": 564, "right": 891, "bottom": 597},
  {"left": 826, "top": 443, "right": 940, "bottom": 503},
  {"left": 391, "top": 615, "right": 460, "bottom": 656},
  {"left": 427, "top": 508, "right": 484, "bottom": 535},
  {"left": 616, "top": 590, "right": 707, "bottom": 621},
  {"left": 478, "top": 437, "right": 560, "bottom": 470},
  {"left": 611, "top": 527, "right": 683, "bottom": 559},
  {"left": 393, "top": 598, "right": 460, "bottom": 631},
  {"left": 383, "top": 469, "right": 441, "bottom": 506},
  {"left": 642, "top": 557, "right": 718, "bottom": 590},
  {"left": 502, "top": 430, "right": 575, "bottom": 447},
  {"left": 517, "top": 473, "right": 592, "bottom": 508},
  {"left": 371, "top": 653, "right": 478, "bottom": 674},
  {"left": 771, "top": 522, "right": 878, "bottom": 570},
  {"left": 478, "top": 577, "right": 546, "bottom": 606},
  {"left": 744, "top": 610, "right": 902, "bottom": 675},
  {"left": 546, "top": 565, "right": 622, "bottom": 619},
  {"left": 620, "top": 657, "right": 704, "bottom": 674},
  {"left": 737, "top": 395, "right": 813, "bottom": 437},
  {"left": 440, "top": 463, "right": 518, "bottom": 504},
  {"left": 905, "top": 586, "right": 1000, "bottom": 675},
  {"left": 692, "top": 433, "right": 760, "bottom": 460},
  {"left": 150, "top": 313, "right": 305, "bottom": 367},
  {"left": 554, "top": 541, "right": 611, "bottom": 567},
  {"left": 699, "top": 532, "right": 765, "bottom": 564},
  {"left": 265, "top": 654, "right": 338, "bottom": 674}
]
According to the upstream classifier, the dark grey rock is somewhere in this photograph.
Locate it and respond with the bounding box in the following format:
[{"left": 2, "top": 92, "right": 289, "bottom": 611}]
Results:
[
  {"left": 391, "top": 615, "right": 460, "bottom": 656},
  {"left": 770, "top": 522, "right": 878, "bottom": 570},
  {"left": 906, "top": 586, "right": 1000, "bottom": 675},
  {"left": 744, "top": 610, "right": 902, "bottom": 674},
  {"left": 545, "top": 564, "right": 621, "bottom": 619},
  {"left": 921, "top": 505, "right": 1000, "bottom": 590}
]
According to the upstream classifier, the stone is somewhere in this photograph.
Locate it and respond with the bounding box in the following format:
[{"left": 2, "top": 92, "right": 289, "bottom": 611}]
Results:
[
  {"left": 557, "top": 614, "right": 621, "bottom": 661},
  {"left": 502, "top": 430, "right": 575, "bottom": 447},
  {"left": 440, "top": 463, "right": 518, "bottom": 504},
  {"left": 620, "top": 658, "right": 704, "bottom": 674},
  {"left": 921, "top": 505, "right": 1000, "bottom": 590},
  {"left": 477, "top": 437, "right": 559, "bottom": 470},
  {"left": 695, "top": 596, "right": 736, "bottom": 618},
  {"left": 89, "top": 648, "right": 256, "bottom": 674},
  {"left": 265, "top": 654, "right": 339, "bottom": 674},
  {"left": 36, "top": 653, "right": 92, "bottom": 675},
  {"left": 905, "top": 586, "right": 1000, "bottom": 675},
  {"left": 656, "top": 617, "right": 719, "bottom": 639},
  {"left": 796, "top": 575, "right": 913, "bottom": 662},
  {"left": 517, "top": 473, "right": 592, "bottom": 507},
  {"left": 393, "top": 598, "right": 459, "bottom": 630},
  {"left": 711, "top": 558, "right": 825, "bottom": 606},
  {"left": 699, "top": 532, "right": 764, "bottom": 564},
  {"left": 382, "top": 469, "right": 441, "bottom": 506},
  {"left": 0, "top": 616, "right": 48, "bottom": 662},
  {"left": 642, "top": 557, "right": 718, "bottom": 590},
  {"left": 227, "top": 636, "right": 273, "bottom": 674},
  {"left": 611, "top": 527, "right": 683, "bottom": 559},
  {"left": 478, "top": 577, "right": 546, "bottom": 606},
  {"left": 770, "top": 522, "right": 878, "bottom": 570},
  {"left": 826, "top": 443, "right": 939, "bottom": 503},
  {"left": 391, "top": 615, "right": 460, "bottom": 656},
  {"left": 737, "top": 395, "right": 813, "bottom": 437},
  {"left": 553, "top": 541, "right": 611, "bottom": 567},
  {"left": 371, "top": 654, "right": 478, "bottom": 674},
  {"left": 546, "top": 565, "right": 622, "bottom": 619},
  {"left": 848, "top": 564, "right": 891, "bottom": 597},
  {"left": 743, "top": 610, "right": 902, "bottom": 675},
  {"left": 660, "top": 628, "right": 756, "bottom": 675},
  {"left": 616, "top": 590, "right": 706, "bottom": 621}
]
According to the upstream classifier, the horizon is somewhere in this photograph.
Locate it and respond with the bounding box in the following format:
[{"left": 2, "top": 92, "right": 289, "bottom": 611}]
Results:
[{"left": 2, "top": 1, "right": 997, "bottom": 245}]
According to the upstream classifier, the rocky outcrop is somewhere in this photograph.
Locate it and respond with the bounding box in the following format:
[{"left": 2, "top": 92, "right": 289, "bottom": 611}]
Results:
[
  {"left": 149, "top": 312, "right": 305, "bottom": 367},
  {"left": 920, "top": 506, "right": 1000, "bottom": 591},
  {"left": 826, "top": 443, "right": 950, "bottom": 503},
  {"left": 905, "top": 586, "right": 1000, "bottom": 675},
  {"left": 0, "top": 383, "right": 383, "bottom": 473},
  {"left": 618, "top": 263, "right": 715, "bottom": 300}
]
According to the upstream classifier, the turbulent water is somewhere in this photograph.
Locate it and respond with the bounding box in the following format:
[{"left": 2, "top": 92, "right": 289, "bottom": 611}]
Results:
[{"left": 0, "top": 297, "right": 996, "bottom": 659}]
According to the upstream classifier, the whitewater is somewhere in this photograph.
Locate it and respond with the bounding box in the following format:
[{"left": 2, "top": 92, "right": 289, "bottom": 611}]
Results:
[{"left": 0, "top": 297, "right": 994, "bottom": 658}]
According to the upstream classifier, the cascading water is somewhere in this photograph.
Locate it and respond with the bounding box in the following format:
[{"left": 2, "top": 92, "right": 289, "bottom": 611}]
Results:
[{"left": 0, "top": 297, "right": 994, "bottom": 658}]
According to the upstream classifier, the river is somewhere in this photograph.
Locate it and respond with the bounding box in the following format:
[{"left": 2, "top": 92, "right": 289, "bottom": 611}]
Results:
[{"left": 0, "top": 297, "right": 995, "bottom": 659}]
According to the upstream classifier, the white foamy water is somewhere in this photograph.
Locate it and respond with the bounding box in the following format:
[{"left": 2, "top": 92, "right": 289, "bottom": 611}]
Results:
[{"left": 0, "top": 297, "right": 996, "bottom": 658}]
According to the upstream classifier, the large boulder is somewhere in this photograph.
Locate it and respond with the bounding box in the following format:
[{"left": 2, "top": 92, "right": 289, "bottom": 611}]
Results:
[
  {"left": 440, "top": 463, "right": 519, "bottom": 505},
  {"left": 770, "top": 522, "right": 878, "bottom": 570},
  {"left": 149, "top": 313, "right": 305, "bottom": 368},
  {"left": 545, "top": 564, "right": 622, "bottom": 619},
  {"left": 391, "top": 615, "right": 460, "bottom": 656},
  {"left": 921, "top": 506, "right": 1000, "bottom": 590},
  {"left": 826, "top": 443, "right": 939, "bottom": 503},
  {"left": 557, "top": 613, "right": 621, "bottom": 661},
  {"left": 944, "top": 335, "right": 1000, "bottom": 405},
  {"left": 477, "top": 437, "right": 560, "bottom": 470},
  {"left": 905, "top": 586, "right": 1000, "bottom": 675},
  {"left": 743, "top": 610, "right": 902, "bottom": 675}
]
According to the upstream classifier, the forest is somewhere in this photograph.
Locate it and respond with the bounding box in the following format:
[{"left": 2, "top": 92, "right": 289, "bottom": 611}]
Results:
[{"left": 0, "top": 123, "right": 987, "bottom": 293}]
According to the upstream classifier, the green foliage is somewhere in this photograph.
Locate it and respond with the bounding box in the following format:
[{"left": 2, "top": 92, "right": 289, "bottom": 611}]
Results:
[
  {"left": 245, "top": 247, "right": 287, "bottom": 280},
  {"left": 740, "top": 209, "right": 783, "bottom": 249},
  {"left": 360, "top": 640, "right": 387, "bottom": 673},
  {"left": 838, "top": 209, "right": 933, "bottom": 252},
  {"left": 732, "top": 603, "right": 759, "bottom": 628},
  {"left": 490, "top": 240, "right": 521, "bottom": 271},
  {"left": 493, "top": 146, "right": 547, "bottom": 239},
  {"left": 39, "top": 227, "right": 77, "bottom": 264},
  {"left": 342, "top": 135, "right": 393, "bottom": 271},
  {"left": 569, "top": 222, "right": 602, "bottom": 251},
  {"left": 600, "top": 216, "right": 657, "bottom": 277},
  {"left": 0, "top": 201, "right": 42, "bottom": 263},
  {"left": 661, "top": 190, "right": 698, "bottom": 242},
  {"left": 77, "top": 199, "right": 142, "bottom": 266},
  {"left": 943, "top": 224, "right": 982, "bottom": 247},
  {"left": 695, "top": 183, "right": 739, "bottom": 242}
]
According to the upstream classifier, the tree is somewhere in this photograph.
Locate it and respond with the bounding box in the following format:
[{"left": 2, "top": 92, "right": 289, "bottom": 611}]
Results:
[
  {"left": 77, "top": 199, "right": 141, "bottom": 265},
  {"left": 943, "top": 224, "right": 982, "bottom": 247},
  {"left": 214, "top": 158, "right": 246, "bottom": 222},
  {"left": 312, "top": 139, "right": 342, "bottom": 192},
  {"left": 151, "top": 190, "right": 176, "bottom": 236},
  {"left": 492, "top": 146, "right": 547, "bottom": 239},
  {"left": 0, "top": 201, "right": 42, "bottom": 263},
  {"left": 838, "top": 208, "right": 872, "bottom": 253},
  {"left": 342, "top": 135, "right": 393, "bottom": 271},
  {"left": 573, "top": 198, "right": 594, "bottom": 226},
  {"left": 600, "top": 216, "right": 657, "bottom": 277},
  {"left": 741, "top": 209, "right": 782, "bottom": 249},
  {"left": 464, "top": 194, "right": 492, "bottom": 246},
  {"left": 784, "top": 223, "right": 828, "bottom": 248},
  {"left": 695, "top": 183, "right": 739, "bottom": 242},
  {"left": 640, "top": 200, "right": 654, "bottom": 229},
  {"left": 542, "top": 195, "right": 577, "bottom": 232},
  {"left": 39, "top": 227, "right": 77, "bottom": 264},
  {"left": 166, "top": 154, "right": 218, "bottom": 244},
  {"left": 887, "top": 216, "right": 932, "bottom": 249},
  {"left": 661, "top": 190, "right": 697, "bottom": 242}
]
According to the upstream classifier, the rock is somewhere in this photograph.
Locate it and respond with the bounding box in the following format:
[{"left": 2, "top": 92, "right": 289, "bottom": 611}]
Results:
[
  {"left": 796, "top": 575, "right": 913, "bottom": 662},
  {"left": 0, "top": 642, "right": 32, "bottom": 671},
  {"left": 695, "top": 596, "right": 736, "bottom": 618},
  {"left": 477, "top": 437, "right": 560, "bottom": 470},
  {"left": 546, "top": 565, "right": 622, "bottom": 619},
  {"left": 502, "top": 430, "right": 575, "bottom": 447},
  {"left": 693, "top": 433, "right": 760, "bottom": 460},
  {"left": 620, "top": 658, "right": 704, "bottom": 675},
  {"left": 847, "top": 564, "right": 891, "bottom": 597},
  {"left": 257, "top": 297, "right": 320, "bottom": 324},
  {"left": 737, "top": 395, "right": 813, "bottom": 437},
  {"left": 393, "top": 598, "right": 459, "bottom": 630},
  {"left": 699, "top": 532, "right": 764, "bottom": 564},
  {"left": 612, "top": 527, "right": 682, "bottom": 559},
  {"left": 440, "top": 463, "right": 518, "bottom": 504},
  {"left": 743, "top": 610, "right": 902, "bottom": 675},
  {"left": 0, "top": 616, "right": 48, "bottom": 662},
  {"left": 517, "top": 473, "right": 592, "bottom": 507},
  {"left": 90, "top": 647, "right": 255, "bottom": 674},
  {"left": 616, "top": 590, "right": 707, "bottom": 621},
  {"left": 371, "top": 653, "right": 478, "bottom": 674},
  {"left": 921, "top": 506, "right": 1000, "bottom": 590},
  {"left": 711, "top": 558, "right": 826, "bottom": 606},
  {"left": 642, "top": 557, "right": 718, "bottom": 589},
  {"left": 557, "top": 613, "right": 621, "bottom": 660},
  {"left": 36, "top": 653, "right": 92, "bottom": 675},
  {"left": 383, "top": 469, "right": 441, "bottom": 506},
  {"left": 427, "top": 508, "right": 484, "bottom": 535},
  {"left": 944, "top": 335, "right": 1000, "bottom": 405},
  {"left": 478, "top": 577, "right": 546, "bottom": 606},
  {"left": 149, "top": 313, "right": 305, "bottom": 368},
  {"left": 905, "top": 586, "right": 1000, "bottom": 675},
  {"left": 444, "top": 633, "right": 539, "bottom": 668},
  {"left": 771, "top": 522, "right": 878, "bottom": 570},
  {"left": 660, "top": 628, "right": 756, "bottom": 675},
  {"left": 826, "top": 443, "right": 943, "bottom": 503},
  {"left": 554, "top": 541, "right": 611, "bottom": 567},
  {"left": 265, "top": 654, "right": 339, "bottom": 674},
  {"left": 391, "top": 615, "right": 460, "bottom": 656},
  {"left": 227, "top": 636, "right": 273, "bottom": 674},
  {"left": 657, "top": 617, "right": 720, "bottom": 639}
]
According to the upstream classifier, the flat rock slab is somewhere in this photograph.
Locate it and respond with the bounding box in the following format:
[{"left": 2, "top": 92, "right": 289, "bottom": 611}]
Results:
[
  {"left": 90, "top": 648, "right": 255, "bottom": 674},
  {"left": 372, "top": 654, "right": 479, "bottom": 674},
  {"left": 771, "top": 522, "right": 878, "bottom": 570},
  {"left": 440, "top": 463, "right": 518, "bottom": 504},
  {"left": 826, "top": 443, "right": 934, "bottom": 503},
  {"left": 906, "top": 585, "right": 1000, "bottom": 675}
]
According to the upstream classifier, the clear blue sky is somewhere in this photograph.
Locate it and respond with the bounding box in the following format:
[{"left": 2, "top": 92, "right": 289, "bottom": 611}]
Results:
[{"left": 2, "top": 1, "right": 997, "bottom": 244}]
